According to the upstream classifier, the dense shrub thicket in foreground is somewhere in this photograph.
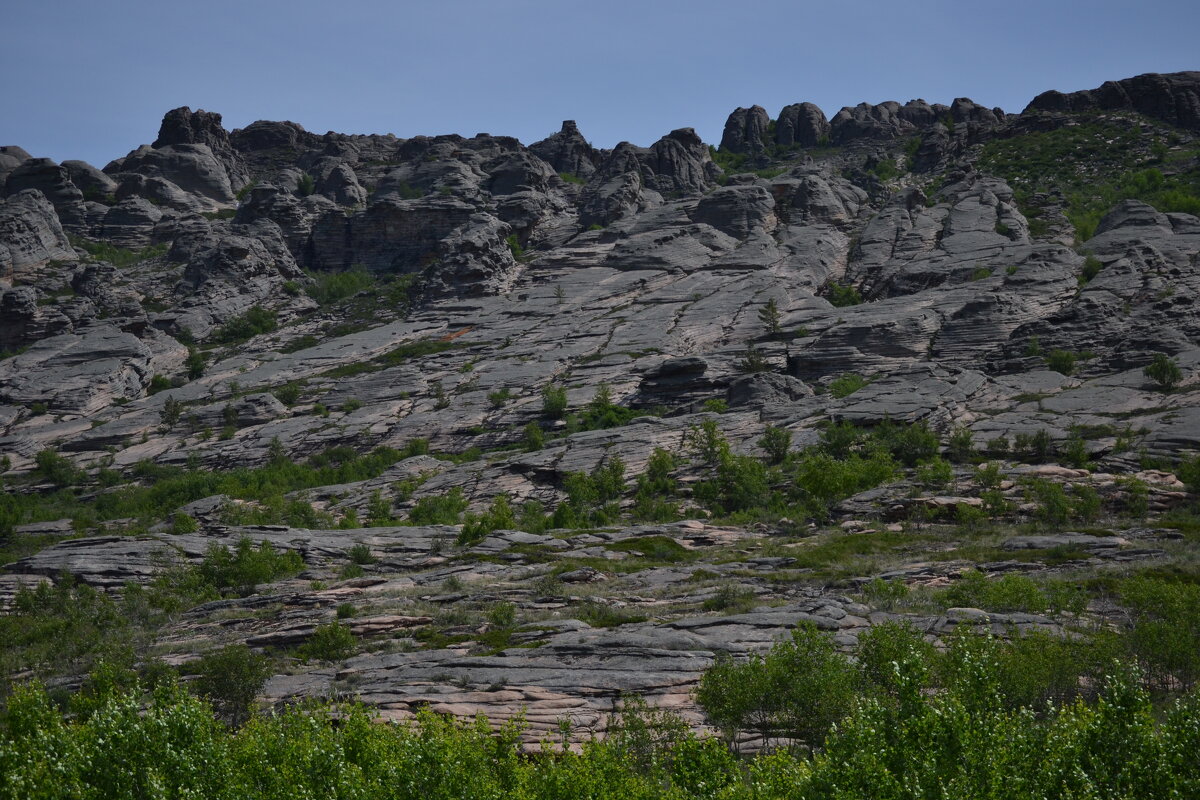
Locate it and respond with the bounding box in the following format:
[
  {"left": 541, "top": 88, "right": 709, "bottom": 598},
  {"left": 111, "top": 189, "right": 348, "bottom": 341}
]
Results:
[{"left": 3, "top": 659, "right": 1198, "bottom": 799}]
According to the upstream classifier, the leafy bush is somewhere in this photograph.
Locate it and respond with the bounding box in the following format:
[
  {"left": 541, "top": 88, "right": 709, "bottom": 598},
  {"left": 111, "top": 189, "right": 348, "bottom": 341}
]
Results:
[
  {"left": 197, "top": 537, "right": 304, "bottom": 597},
  {"left": 1122, "top": 578, "right": 1200, "bottom": 692},
  {"left": 3, "top": 659, "right": 1200, "bottom": 798},
  {"left": 523, "top": 422, "right": 544, "bottom": 452},
  {"left": 297, "top": 621, "right": 356, "bottom": 661},
  {"left": 192, "top": 644, "right": 270, "bottom": 725},
  {"left": 937, "top": 569, "right": 1048, "bottom": 613},
  {"left": 541, "top": 384, "right": 568, "bottom": 419},
  {"left": 296, "top": 171, "right": 315, "bottom": 196},
  {"left": 306, "top": 266, "right": 377, "bottom": 305},
  {"left": 69, "top": 237, "right": 168, "bottom": 267},
  {"left": 829, "top": 373, "right": 868, "bottom": 398},
  {"left": 1144, "top": 352, "right": 1183, "bottom": 391},
  {"left": 696, "top": 622, "right": 858, "bottom": 748},
  {"left": 826, "top": 281, "right": 863, "bottom": 307},
  {"left": 1045, "top": 349, "right": 1078, "bottom": 375},
  {"left": 212, "top": 306, "right": 278, "bottom": 344},
  {"left": 408, "top": 487, "right": 468, "bottom": 526},
  {"left": 758, "top": 425, "right": 792, "bottom": 465},
  {"left": 35, "top": 449, "right": 83, "bottom": 487},
  {"left": 347, "top": 543, "right": 377, "bottom": 565},
  {"left": 631, "top": 448, "right": 680, "bottom": 522},
  {"left": 458, "top": 493, "right": 516, "bottom": 544}
]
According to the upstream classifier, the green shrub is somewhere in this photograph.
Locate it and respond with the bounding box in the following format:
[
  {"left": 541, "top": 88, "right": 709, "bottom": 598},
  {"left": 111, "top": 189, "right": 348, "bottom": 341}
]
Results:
[
  {"left": 758, "top": 425, "right": 792, "bottom": 465},
  {"left": 212, "top": 306, "right": 278, "bottom": 344},
  {"left": 857, "top": 620, "right": 935, "bottom": 699},
  {"left": 829, "top": 373, "right": 868, "bottom": 399},
  {"left": 1122, "top": 578, "right": 1200, "bottom": 692},
  {"left": 702, "top": 583, "right": 758, "bottom": 613},
  {"left": 1081, "top": 254, "right": 1104, "bottom": 283},
  {"left": 735, "top": 344, "right": 772, "bottom": 374},
  {"left": 306, "top": 266, "right": 376, "bottom": 305},
  {"left": 505, "top": 234, "right": 526, "bottom": 261},
  {"left": 298, "top": 621, "right": 356, "bottom": 661},
  {"left": 347, "top": 543, "right": 377, "bottom": 565},
  {"left": 487, "top": 388, "right": 512, "bottom": 407},
  {"left": 296, "top": 172, "right": 315, "bottom": 196},
  {"left": 272, "top": 382, "right": 302, "bottom": 406},
  {"left": 170, "top": 512, "right": 198, "bottom": 534},
  {"left": 35, "top": 449, "right": 83, "bottom": 487},
  {"left": 826, "top": 282, "right": 863, "bottom": 307},
  {"left": 192, "top": 644, "right": 270, "bottom": 725},
  {"left": 792, "top": 449, "right": 897, "bottom": 519},
  {"left": 696, "top": 622, "right": 858, "bottom": 748},
  {"left": 758, "top": 297, "right": 782, "bottom": 334},
  {"left": 487, "top": 601, "right": 517, "bottom": 628},
  {"left": 946, "top": 425, "right": 976, "bottom": 463},
  {"left": 523, "top": 422, "right": 544, "bottom": 452},
  {"left": 458, "top": 493, "right": 516, "bottom": 544},
  {"left": 1013, "top": 429, "right": 1054, "bottom": 463},
  {"left": 1045, "top": 349, "right": 1078, "bottom": 375},
  {"left": 408, "top": 488, "right": 468, "bottom": 526},
  {"left": 632, "top": 448, "right": 680, "bottom": 522},
  {"left": 1144, "top": 352, "right": 1183, "bottom": 391},
  {"left": 916, "top": 456, "right": 954, "bottom": 490},
  {"left": 541, "top": 384, "right": 568, "bottom": 419},
  {"left": 197, "top": 537, "right": 304, "bottom": 596},
  {"left": 147, "top": 375, "right": 173, "bottom": 395},
  {"left": 937, "top": 569, "right": 1047, "bottom": 613},
  {"left": 874, "top": 419, "right": 940, "bottom": 467}
]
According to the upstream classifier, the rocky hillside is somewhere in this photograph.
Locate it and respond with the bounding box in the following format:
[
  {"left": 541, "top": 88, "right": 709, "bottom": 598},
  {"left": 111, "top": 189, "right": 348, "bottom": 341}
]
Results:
[{"left": 2, "top": 71, "right": 1200, "bottom": 745}]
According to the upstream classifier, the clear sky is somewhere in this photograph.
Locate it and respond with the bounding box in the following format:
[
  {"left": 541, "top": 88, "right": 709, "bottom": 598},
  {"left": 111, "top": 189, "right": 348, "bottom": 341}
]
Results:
[{"left": 3, "top": 0, "right": 1197, "bottom": 168}]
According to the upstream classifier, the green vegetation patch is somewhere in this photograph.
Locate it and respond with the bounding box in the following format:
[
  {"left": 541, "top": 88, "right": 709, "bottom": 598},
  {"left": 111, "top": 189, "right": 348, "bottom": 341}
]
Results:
[
  {"left": 321, "top": 338, "right": 467, "bottom": 378},
  {"left": 978, "top": 116, "right": 1200, "bottom": 240}
]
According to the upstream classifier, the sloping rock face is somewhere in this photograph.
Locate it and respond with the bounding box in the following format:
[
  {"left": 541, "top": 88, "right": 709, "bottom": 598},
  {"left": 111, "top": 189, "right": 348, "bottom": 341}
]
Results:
[
  {"left": 3, "top": 159, "right": 88, "bottom": 231},
  {"left": 1026, "top": 71, "right": 1200, "bottom": 131},
  {"left": 0, "top": 189, "right": 75, "bottom": 284},
  {"left": 3, "top": 70, "right": 1200, "bottom": 744}
]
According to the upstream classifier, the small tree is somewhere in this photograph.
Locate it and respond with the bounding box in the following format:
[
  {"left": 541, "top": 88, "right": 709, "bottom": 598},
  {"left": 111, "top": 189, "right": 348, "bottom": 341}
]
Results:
[
  {"left": 758, "top": 425, "right": 792, "bottom": 465},
  {"left": 160, "top": 395, "right": 183, "bottom": 427},
  {"left": 758, "top": 298, "right": 782, "bottom": 335},
  {"left": 1144, "top": 352, "right": 1182, "bottom": 391},
  {"left": 1045, "top": 349, "right": 1077, "bottom": 376},
  {"left": 192, "top": 644, "right": 271, "bottom": 726},
  {"left": 541, "top": 384, "right": 568, "bottom": 419}
]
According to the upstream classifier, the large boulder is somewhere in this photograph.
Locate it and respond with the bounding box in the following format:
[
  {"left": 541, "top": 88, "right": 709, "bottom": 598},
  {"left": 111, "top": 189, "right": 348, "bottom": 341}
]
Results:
[
  {"left": 775, "top": 103, "right": 830, "bottom": 147},
  {"left": 720, "top": 106, "right": 771, "bottom": 155}
]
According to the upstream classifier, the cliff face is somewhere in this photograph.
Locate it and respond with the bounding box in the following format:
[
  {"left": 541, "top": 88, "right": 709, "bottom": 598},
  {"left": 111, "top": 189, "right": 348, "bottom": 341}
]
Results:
[{"left": 1, "top": 71, "right": 1199, "bottom": 743}]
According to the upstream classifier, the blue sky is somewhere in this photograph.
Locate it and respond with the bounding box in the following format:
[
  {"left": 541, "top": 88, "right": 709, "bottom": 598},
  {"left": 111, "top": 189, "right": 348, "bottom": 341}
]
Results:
[{"left": 3, "top": 0, "right": 1197, "bottom": 168}]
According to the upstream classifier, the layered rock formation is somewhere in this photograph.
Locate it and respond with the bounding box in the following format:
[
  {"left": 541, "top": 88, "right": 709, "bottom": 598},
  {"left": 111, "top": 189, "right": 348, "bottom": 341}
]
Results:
[{"left": 2, "top": 70, "right": 1200, "bottom": 744}]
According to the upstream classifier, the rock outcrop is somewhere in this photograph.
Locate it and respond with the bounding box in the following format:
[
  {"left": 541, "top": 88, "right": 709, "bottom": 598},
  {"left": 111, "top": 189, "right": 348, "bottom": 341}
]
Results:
[{"left": 1026, "top": 71, "right": 1200, "bottom": 131}]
